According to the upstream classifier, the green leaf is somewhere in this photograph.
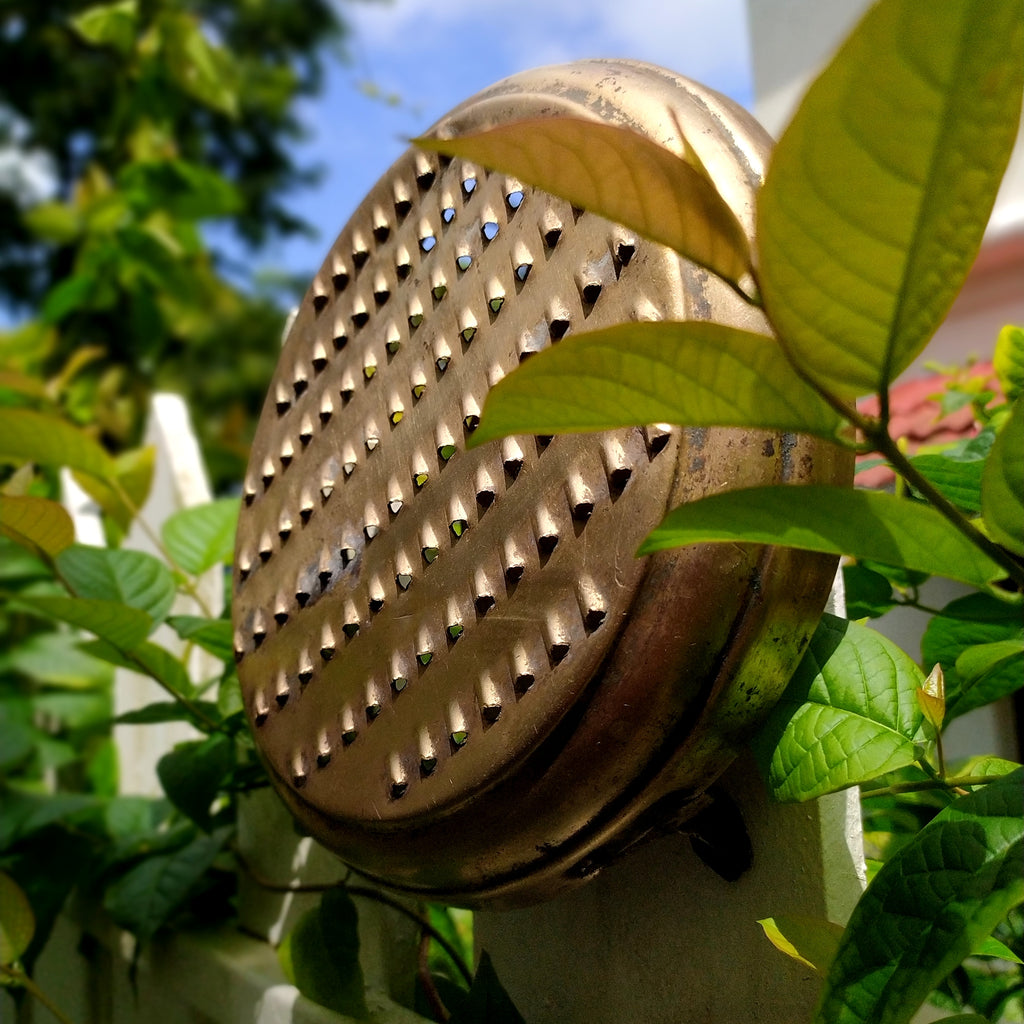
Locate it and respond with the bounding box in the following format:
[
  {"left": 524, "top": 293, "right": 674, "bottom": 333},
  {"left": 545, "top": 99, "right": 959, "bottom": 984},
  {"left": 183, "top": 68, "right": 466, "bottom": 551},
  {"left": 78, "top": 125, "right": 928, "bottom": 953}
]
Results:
[
  {"left": 167, "top": 615, "right": 233, "bottom": 663},
  {"left": 8, "top": 632, "right": 112, "bottom": 690},
  {"left": 981, "top": 397, "right": 1024, "bottom": 557},
  {"left": 752, "top": 615, "right": 924, "bottom": 801},
  {"left": 115, "top": 701, "right": 217, "bottom": 727},
  {"left": 0, "top": 408, "right": 114, "bottom": 479},
  {"left": 842, "top": 563, "right": 896, "bottom": 619},
  {"left": 907, "top": 454, "right": 984, "bottom": 515},
  {"left": 22, "top": 201, "right": 82, "bottom": 243},
  {"left": 0, "top": 790, "right": 99, "bottom": 849},
  {"left": 923, "top": 597, "right": 1023, "bottom": 721},
  {"left": 640, "top": 486, "right": 1006, "bottom": 588},
  {"left": 72, "top": 445, "right": 156, "bottom": 533},
  {"left": 993, "top": 324, "right": 1024, "bottom": 403},
  {"left": 282, "top": 888, "right": 368, "bottom": 1020},
  {"left": 55, "top": 544, "right": 175, "bottom": 623},
  {"left": 449, "top": 951, "right": 526, "bottom": 1024},
  {"left": 758, "top": 1, "right": 1024, "bottom": 394},
  {"left": 0, "top": 495, "right": 75, "bottom": 560},
  {"left": 157, "top": 735, "right": 234, "bottom": 829},
  {"left": 973, "top": 935, "right": 1023, "bottom": 964},
  {"left": 815, "top": 769, "right": 1024, "bottom": 1024},
  {"left": 758, "top": 915, "right": 844, "bottom": 975},
  {"left": 418, "top": 117, "right": 754, "bottom": 297},
  {"left": 12, "top": 595, "right": 152, "bottom": 650},
  {"left": 40, "top": 273, "right": 98, "bottom": 322},
  {"left": 955, "top": 639, "right": 1023, "bottom": 686},
  {"left": 0, "top": 718, "right": 34, "bottom": 776},
  {"left": 84, "top": 639, "right": 193, "bottom": 698},
  {"left": 103, "top": 825, "right": 232, "bottom": 944},
  {"left": 161, "top": 13, "right": 238, "bottom": 118},
  {"left": 70, "top": 0, "right": 138, "bottom": 55},
  {"left": 0, "top": 872, "right": 35, "bottom": 966},
  {"left": 467, "top": 322, "right": 843, "bottom": 448},
  {"left": 162, "top": 498, "right": 238, "bottom": 576}
]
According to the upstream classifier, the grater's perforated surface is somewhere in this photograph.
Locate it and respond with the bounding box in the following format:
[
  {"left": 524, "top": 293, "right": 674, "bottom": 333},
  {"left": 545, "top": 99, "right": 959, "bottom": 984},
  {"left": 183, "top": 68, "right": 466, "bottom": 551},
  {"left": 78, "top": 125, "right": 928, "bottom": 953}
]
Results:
[{"left": 234, "top": 60, "right": 852, "bottom": 904}]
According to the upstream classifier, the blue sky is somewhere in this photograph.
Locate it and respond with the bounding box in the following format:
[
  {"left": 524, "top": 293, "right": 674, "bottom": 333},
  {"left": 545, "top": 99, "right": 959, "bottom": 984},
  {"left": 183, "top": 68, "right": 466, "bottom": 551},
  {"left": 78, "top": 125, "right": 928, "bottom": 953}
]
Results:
[{"left": 258, "top": 0, "right": 754, "bottom": 286}]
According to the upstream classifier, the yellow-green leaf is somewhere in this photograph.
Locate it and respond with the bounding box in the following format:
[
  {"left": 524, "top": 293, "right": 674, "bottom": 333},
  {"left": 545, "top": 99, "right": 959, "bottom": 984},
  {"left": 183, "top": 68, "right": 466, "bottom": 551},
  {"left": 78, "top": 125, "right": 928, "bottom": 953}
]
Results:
[
  {"left": 468, "top": 321, "right": 843, "bottom": 447},
  {"left": 758, "top": 0, "right": 1024, "bottom": 395},
  {"left": 981, "top": 396, "right": 1024, "bottom": 556},
  {"left": 759, "top": 915, "right": 844, "bottom": 975},
  {"left": 0, "top": 408, "right": 114, "bottom": 479},
  {"left": 70, "top": 0, "right": 138, "bottom": 56},
  {"left": 0, "top": 495, "right": 75, "bottom": 559},
  {"left": 0, "top": 872, "right": 35, "bottom": 966},
  {"left": 993, "top": 325, "right": 1024, "bottom": 403},
  {"left": 641, "top": 486, "right": 1006, "bottom": 588},
  {"left": 72, "top": 445, "right": 155, "bottom": 532},
  {"left": 418, "top": 116, "right": 754, "bottom": 296}
]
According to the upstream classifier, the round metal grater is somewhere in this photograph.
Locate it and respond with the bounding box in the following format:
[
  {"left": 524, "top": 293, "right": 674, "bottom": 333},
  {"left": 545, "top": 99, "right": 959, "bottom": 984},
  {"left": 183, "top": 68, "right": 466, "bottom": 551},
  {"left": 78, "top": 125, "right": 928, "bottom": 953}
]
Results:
[{"left": 233, "top": 60, "right": 852, "bottom": 907}]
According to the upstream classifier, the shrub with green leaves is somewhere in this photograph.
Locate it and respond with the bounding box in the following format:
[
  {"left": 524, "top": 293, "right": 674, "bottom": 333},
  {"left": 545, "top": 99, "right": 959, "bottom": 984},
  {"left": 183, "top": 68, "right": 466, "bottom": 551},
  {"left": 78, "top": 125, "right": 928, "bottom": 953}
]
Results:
[{"left": 418, "top": 1, "right": 1024, "bottom": 1021}]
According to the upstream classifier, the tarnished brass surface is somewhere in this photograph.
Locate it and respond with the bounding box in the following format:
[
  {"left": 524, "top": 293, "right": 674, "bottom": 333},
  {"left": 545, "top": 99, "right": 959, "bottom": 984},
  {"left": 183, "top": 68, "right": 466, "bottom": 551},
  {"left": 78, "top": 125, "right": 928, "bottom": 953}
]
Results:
[{"left": 233, "top": 60, "right": 852, "bottom": 907}]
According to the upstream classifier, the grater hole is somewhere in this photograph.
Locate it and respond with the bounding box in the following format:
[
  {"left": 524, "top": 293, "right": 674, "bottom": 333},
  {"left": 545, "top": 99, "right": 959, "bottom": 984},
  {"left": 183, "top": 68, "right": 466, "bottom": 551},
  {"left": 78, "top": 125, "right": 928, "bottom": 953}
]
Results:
[
  {"left": 352, "top": 248, "right": 370, "bottom": 269},
  {"left": 432, "top": 280, "right": 447, "bottom": 301},
  {"left": 319, "top": 397, "right": 334, "bottom": 426},
  {"left": 537, "top": 532, "right": 559, "bottom": 557},
  {"left": 442, "top": 206, "right": 455, "bottom": 224},
  {"left": 253, "top": 619, "right": 267, "bottom": 649},
  {"left": 279, "top": 442, "right": 293, "bottom": 470},
  {"left": 417, "top": 169, "right": 436, "bottom": 191},
  {"left": 507, "top": 189, "right": 524, "bottom": 210},
  {"left": 340, "top": 546, "right": 356, "bottom": 567},
  {"left": 438, "top": 442, "right": 457, "bottom": 463},
  {"left": 616, "top": 241, "right": 636, "bottom": 267},
  {"left": 353, "top": 310, "right": 370, "bottom": 330},
  {"left": 549, "top": 642, "right": 570, "bottom": 664},
  {"left": 450, "top": 730, "right": 468, "bottom": 750},
  {"left": 274, "top": 608, "right": 289, "bottom": 627},
  {"left": 373, "top": 223, "right": 390, "bottom": 244},
  {"left": 370, "top": 596, "right": 385, "bottom": 613},
  {"left": 420, "top": 755, "right": 437, "bottom": 777},
  {"left": 420, "top": 233, "right": 437, "bottom": 253},
  {"left": 481, "top": 702, "right": 502, "bottom": 724},
  {"left": 584, "top": 608, "right": 607, "bottom": 633},
  {"left": 514, "top": 673, "right": 534, "bottom": 697},
  {"left": 299, "top": 417, "right": 314, "bottom": 448},
  {"left": 474, "top": 593, "right": 495, "bottom": 616},
  {"left": 515, "top": 262, "right": 531, "bottom": 283},
  {"left": 447, "top": 622, "right": 464, "bottom": 643},
  {"left": 463, "top": 413, "right": 480, "bottom": 432},
  {"left": 332, "top": 271, "right": 349, "bottom": 293},
  {"left": 582, "top": 282, "right": 602, "bottom": 305},
  {"left": 312, "top": 343, "right": 328, "bottom": 373},
  {"left": 391, "top": 676, "right": 408, "bottom": 694},
  {"left": 298, "top": 660, "right": 314, "bottom": 686},
  {"left": 396, "top": 572, "right": 413, "bottom": 590},
  {"left": 243, "top": 489, "right": 256, "bottom": 507},
  {"left": 389, "top": 497, "right": 404, "bottom": 516},
  {"left": 390, "top": 781, "right": 408, "bottom": 799},
  {"left": 456, "top": 253, "right": 473, "bottom": 272},
  {"left": 296, "top": 588, "right": 311, "bottom": 608},
  {"left": 476, "top": 485, "right": 495, "bottom": 508},
  {"left": 609, "top": 466, "right": 632, "bottom": 494},
  {"left": 549, "top": 318, "right": 570, "bottom": 341},
  {"left": 544, "top": 226, "right": 562, "bottom": 248},
  {"left": 342, "top": 727, "right": 358, "bottom": 746},
  {"left": 422, "top": 545, "right": 440, "bottom": 564},
  {"left": 312, "top": 294, "right": 328, "bottom": 315},
  {"left": 333, "top": 331, "right": 348, "bottom": 352},
  {"left": 320, "top": 640, "right": 336, "bottom": 662},
  {"left": 375, "top": 285, "right": 390, "bottom": 306},
  {"left": 462, "top": 176, "right": 477, "bottom": 195},
  {"left": 366, "top": 701, "right": 382, "bottom": 722},
  {"left": 571, "top": 500, "right": 594, "bottom": 523},
  {"left": 535, "top": 435, "right": 553, "bottom": 453},
  {"left": 450, "top": 518, "right": 469, "bottom": 538},
  {"left": 317, "top": 751, "right": 331, "bottom": 769},
  {"left": 417, "top": 650, "right": 433, "bottom": 667},
  {"left": 482, "top": 221, "right": 499, "bottom": 242},
  {"left": 504, "top": 563, "right": 524, "bottom": 587},
  {"left": 343, "top": 622, "right": 359, "bottom": 639},
  {"left": 645, "top": 424, "right": 672, "bottom": 457}
]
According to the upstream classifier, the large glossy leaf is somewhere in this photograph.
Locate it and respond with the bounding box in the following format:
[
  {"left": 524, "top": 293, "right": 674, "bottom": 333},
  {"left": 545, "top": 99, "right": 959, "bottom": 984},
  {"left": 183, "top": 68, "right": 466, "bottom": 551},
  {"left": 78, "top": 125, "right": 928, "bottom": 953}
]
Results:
[
  {"left": 103, "top": 825, "right": 232, "bottom": 943},
  {"left": 816, "top": 769, "right": 1024, "bottom": 1024},
  {"left": 162, "top": 498, "right": 238, "bottom": 576},
  {"left": 467, "top": 321, "right": 843, "bottom": 448},
  {"left": 751, "top": 614, "right": 924, "bottom": 801},
  {"left": 640, "top": 486, "right": 1006, "bottom": 587},
  {"left": 922, "top": 597, "right": 1024, "bottom": 722},
  {"left": 8, "top": 632, "right": 112, "bottom": 690},
  {"left": 70, "top": 1, "right": 138, "bottom": 56},
  {"left": 157, "top": 735, "right": 234, "bottom": 830},
  {"left": 72, "top": 445, "right": 156, "bottom": 533},
  {"left": 0, "top": 408, "right": 114, "bottom": 479},
  {"left": 0, "top": 495, "right": 74, "bottom": 559},
  {"left": 907, "top": 454, "right": 984, "bottom": 515},
  {"left": 55, "top": 544, "right": 175, "bottom": 623},
  {"left": 81, "top": 639, "right": 193, "bottom": 698},
  {"left": 279, "top": 888, "right": 368, "bottom": 1020},
  {"left": 12, "top": 595, "right": 152, "bottom": 651},
  {"left": 758, "top": 1, "right": 1024, "bottom": 394},
  {"left": 418, "top": 117, "right": 754, "bottom": 296},
  {"left": 981, "top": 397, "right": 1024, "bottom": 557}
]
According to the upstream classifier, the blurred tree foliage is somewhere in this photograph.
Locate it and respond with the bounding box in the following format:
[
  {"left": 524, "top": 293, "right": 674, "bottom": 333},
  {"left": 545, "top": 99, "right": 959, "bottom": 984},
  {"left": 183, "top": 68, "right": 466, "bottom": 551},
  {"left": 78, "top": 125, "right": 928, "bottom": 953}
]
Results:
[{"left": 0, "top": 0, "right": 356, "bottom": 487}]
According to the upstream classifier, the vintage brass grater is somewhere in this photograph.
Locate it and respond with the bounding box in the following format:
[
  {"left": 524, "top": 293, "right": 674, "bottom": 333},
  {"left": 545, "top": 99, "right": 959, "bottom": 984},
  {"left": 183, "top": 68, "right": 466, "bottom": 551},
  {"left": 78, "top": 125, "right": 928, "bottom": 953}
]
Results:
[{"left": 233, "top": 60, "right": 852, "bottom": 907}]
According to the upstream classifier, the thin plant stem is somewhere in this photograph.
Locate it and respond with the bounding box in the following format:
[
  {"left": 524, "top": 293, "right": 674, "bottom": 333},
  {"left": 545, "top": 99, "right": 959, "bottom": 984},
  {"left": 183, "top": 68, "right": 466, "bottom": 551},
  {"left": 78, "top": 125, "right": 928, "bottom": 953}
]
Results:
[
  {"left": 860, "top": 774, "right": 1007, "bottom": 799},
  {"left": 418, "top": 927, "right": 450, "bottom": 1022},
  {"left": 232, "top": 851, "right": 474, "bottom": 987},
  {"left": 0, "top": 964, "right": 77, "bottom": 1024}
]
